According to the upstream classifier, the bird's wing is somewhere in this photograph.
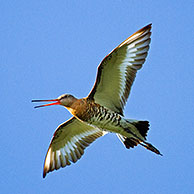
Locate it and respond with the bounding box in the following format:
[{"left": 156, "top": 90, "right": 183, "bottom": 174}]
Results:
[
  {"left": 88, "top": 24, "right": 152, "bottom": 115},
  {"left": 43, "top": 117, "right": 106, "bottom": 178}
]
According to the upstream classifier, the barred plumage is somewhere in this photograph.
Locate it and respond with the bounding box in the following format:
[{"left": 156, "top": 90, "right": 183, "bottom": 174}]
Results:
[{"left": 86, "top": 102, "right": 122, "bottom": 127}]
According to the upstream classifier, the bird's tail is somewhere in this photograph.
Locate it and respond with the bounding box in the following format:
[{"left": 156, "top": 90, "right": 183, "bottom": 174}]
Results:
[
  {"left": 117, "top": 120, "right": 162, "bottom": 155},
  {"left": 132, "top": 120, "right": 149, "bottom": 139}
]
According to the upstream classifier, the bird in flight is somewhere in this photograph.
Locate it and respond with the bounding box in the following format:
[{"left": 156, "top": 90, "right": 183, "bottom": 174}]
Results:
[{"left": 32, "top": 24, "right": 162, "bottom": 178}]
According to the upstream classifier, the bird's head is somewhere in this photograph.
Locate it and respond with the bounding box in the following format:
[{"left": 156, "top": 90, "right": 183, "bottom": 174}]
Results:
[{"left": 32, "top": 94, "right": 77, "bottom": 108}]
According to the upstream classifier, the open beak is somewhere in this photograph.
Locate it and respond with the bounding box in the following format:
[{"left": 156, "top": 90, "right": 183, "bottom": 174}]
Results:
[{"left": 32, "top": 99, "right": 60, "bottom": 108}]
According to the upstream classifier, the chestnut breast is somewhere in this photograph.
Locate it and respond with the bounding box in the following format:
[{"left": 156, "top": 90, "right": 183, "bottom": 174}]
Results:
[{"left": 68, "top": 98, "right": 99, "bottom": 122}]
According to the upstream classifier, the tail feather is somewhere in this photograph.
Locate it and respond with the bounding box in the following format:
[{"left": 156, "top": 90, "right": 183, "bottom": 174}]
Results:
[
  {"left": 117, "top": 120, "right": 149, "bottom": 149},
  {"left": 117, "top": 134, "right": 139, "bottom": 149},
  {"left": 132, "top": 121, "right": 149, "bottom": 139},
  {"left": 117, "top": 134, "right": 162, "bottom": 155},
  {"left": 117, "top": 120, "right": 162, "bottom": 155},
  {"left": 123, "top": 138, "right": 139, "bottom": 149}
]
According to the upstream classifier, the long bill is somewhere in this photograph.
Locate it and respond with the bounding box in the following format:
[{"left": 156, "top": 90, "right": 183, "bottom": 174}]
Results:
[{"left": 32, "top": 99, "right": 60, "bottom": 108}]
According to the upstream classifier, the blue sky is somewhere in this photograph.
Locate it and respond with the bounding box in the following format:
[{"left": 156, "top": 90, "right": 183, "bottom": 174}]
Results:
[{"left": 1, "top": 1, "right": 194, "bottom": 193}]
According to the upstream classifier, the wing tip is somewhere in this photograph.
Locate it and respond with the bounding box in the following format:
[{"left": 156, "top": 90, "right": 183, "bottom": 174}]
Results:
[
  {"left": 134, "top": 23, "right": 152, "bottom": 36},
  {"left": 118, "top": 23, "right": 152, "bottom": 48},
  {"left": 43, "top": 170, "right": 47, "bottom": 178},
  {"left": 43, "top": 160, "right": 49, "bottom": 178},
  {"left": 141, "top": 23, "right": 152, "bottom": 31}
]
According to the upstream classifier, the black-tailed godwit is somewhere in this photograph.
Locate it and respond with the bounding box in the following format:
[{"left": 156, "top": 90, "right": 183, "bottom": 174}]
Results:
[{"left": 32, "top": 24, "right": 162, "bottom": 178}]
